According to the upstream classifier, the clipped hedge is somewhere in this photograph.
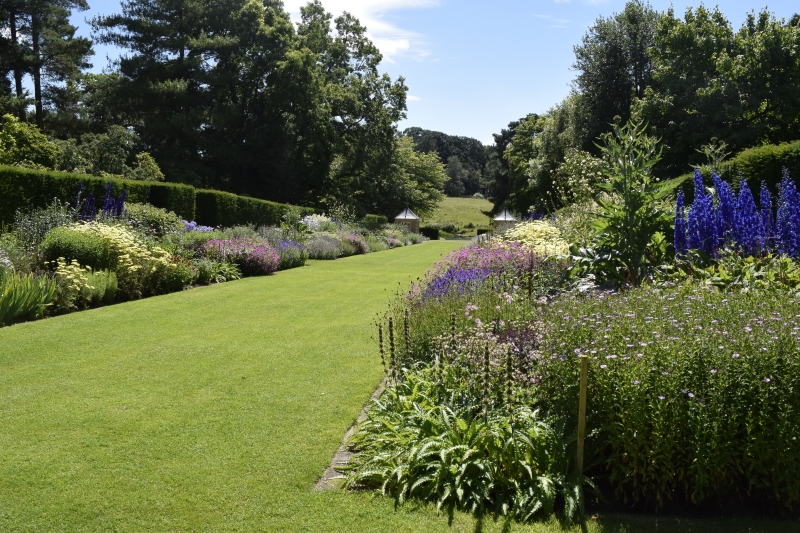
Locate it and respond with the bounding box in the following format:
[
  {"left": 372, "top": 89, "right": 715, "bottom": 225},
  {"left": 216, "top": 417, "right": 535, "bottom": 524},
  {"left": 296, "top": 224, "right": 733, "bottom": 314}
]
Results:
[
  {"left": 0, "top": 166, "right": 195, "bottom": 225},
  {"left": 674, "top": 140, "right": 800, "bottom": 198},
  {"left": 0, "top": 166, "right": 316, "bottom": 229},
  {"left": 364, "top": 214, "right": 388, "bottom": 230},
  {"left": 419, "top": 226, "right": 440, "bottom": 240},
  {"left": 195, "top": 189, "right": 314, "bottom": 228}
]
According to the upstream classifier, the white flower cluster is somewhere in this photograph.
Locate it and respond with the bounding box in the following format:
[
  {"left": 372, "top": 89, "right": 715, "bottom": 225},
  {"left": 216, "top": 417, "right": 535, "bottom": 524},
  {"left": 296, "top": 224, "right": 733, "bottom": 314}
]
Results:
[
  {"left": 0, "top": 249, "right": 13, "bottom": 272},
  {"left": 503, "top": 221, "right": 570, "bottom": 256},
  {"left": 300, "top": 214, "right": 331, "bottom": 231}
]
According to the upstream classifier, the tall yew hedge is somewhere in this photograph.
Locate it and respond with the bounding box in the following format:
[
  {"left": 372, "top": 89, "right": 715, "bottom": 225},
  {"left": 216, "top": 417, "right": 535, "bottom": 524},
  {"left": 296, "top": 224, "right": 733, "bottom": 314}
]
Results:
[{"left": 0, "top": 166, "right": 313, "bottom": 227}]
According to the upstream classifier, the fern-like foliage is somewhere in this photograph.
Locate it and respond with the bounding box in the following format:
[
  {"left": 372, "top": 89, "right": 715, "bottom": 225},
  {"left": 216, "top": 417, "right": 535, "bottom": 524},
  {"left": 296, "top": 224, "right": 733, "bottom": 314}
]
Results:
[{"left": 344, "top": 370, "right": 592, "bottom": 523}]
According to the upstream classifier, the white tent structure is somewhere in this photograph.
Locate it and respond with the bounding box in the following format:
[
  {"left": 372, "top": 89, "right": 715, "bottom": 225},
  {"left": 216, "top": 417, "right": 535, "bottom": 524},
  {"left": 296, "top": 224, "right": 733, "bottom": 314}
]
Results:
[
  {"left": 394, "top": 207, "right": 420, "bottom": 233},
  {"left": 492, "top": 209, "right": 517, "bottom": 232}
]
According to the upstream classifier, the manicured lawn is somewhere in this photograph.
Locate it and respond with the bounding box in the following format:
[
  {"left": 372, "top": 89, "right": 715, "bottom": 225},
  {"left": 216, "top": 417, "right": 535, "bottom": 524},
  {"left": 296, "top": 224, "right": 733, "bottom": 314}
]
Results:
[
  {"left": 0, "top": 240, "right": 797, "bottom": 532},
  {"left": 425, "top": 196, "right": 493, "bottom": 234}
]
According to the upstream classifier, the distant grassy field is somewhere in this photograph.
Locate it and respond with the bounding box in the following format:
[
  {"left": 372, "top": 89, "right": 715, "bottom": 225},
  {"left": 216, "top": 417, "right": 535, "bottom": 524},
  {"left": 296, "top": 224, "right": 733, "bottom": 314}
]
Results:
[{"left": 424, "top": 196, "right": 493, "bottom": 235}]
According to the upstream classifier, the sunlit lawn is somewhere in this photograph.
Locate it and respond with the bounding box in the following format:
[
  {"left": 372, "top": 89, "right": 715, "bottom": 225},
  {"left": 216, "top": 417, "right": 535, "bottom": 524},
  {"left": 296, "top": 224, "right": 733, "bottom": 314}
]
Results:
[{"left": 424, "top": 197, "right": 494, "bottom": 235}]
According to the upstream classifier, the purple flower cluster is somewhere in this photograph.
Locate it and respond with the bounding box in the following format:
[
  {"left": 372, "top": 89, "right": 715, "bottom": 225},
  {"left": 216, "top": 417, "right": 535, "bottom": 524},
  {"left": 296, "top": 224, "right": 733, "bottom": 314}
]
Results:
[
  {"left": 101, "top": 182, "right": 126, "bottom": 218},
  {"left": 182, "top": 220, "right": 215, "bottom": 233},
  {"left": 423, "top": 267, "right": 492, "bottom": 299},
  {"left": 408, "top": 240, "right": 552, "bottom": 302},
  {"left": 204, "top": 237, "right": 279, "bottom": 276},
  {"left": 340, "top": 233, "right": 369, "bottom": 255},
  {"left": 675, "top": 169, "right": 799, "bottom": 257},
  {"left": 76, "top": 181, "right": 126, "bottom": 221},
  {"left": 275, "top": 239, "right": 307, "bottom": 269}
]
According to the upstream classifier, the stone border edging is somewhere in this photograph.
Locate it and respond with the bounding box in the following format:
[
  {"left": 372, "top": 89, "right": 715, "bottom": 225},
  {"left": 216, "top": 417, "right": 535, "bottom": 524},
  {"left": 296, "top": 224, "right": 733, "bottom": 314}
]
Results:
[{"left": 314, "top": 378, "right": 387, "bottom": 491}]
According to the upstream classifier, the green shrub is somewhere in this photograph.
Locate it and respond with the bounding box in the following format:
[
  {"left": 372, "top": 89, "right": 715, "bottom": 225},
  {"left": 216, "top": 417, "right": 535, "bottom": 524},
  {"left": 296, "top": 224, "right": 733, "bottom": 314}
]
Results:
[
  {"left": 124, "top": 202, "right": 184, "bottom": 238},
  {"left": 662, "top": 251, "right": 800, "bottom": 294},
  {"left": 363, "top": 214, "right": 388, "bottom": 230},
  {"left": 43, "top": 226, "right": 117, "bottom": 270},
  {"left": 13, "top": 198, "right": 75, "bottom": 254},
  {"left": 195, "top": 189, "right": 314, "bottom": 228},
  {"left": 0, "top": 271, "right": 56, "bottom": 326},
  {"left": 420, "top": 226, "right": 440, "bottom": 240},
  {"left": 0, "top": 233, "right": 32, "bottom": 273},
  {"left": 47, "top": 223, "right": 185, "bottom": 299},
  {"left": 160, "top": 257, "right": 198, "bottom": 292},
  {"left": 86, "top": 270, "right": 118, "bottom": 305},
  {"left": 192, "top": 258, "right": 241, "bottom": 284},
  {"left": 0, "top": 165, "right": 196, "bottom": 226},
  {"left": 425, "top": 221, "right": 462, "bottom": 234},
  {"left": 365, "top": 234, "right": 390, "bottom": 252},
  {"left": 215, "top": 225, "right": 258, "bottom": 240},
  {"left": 673, "top": 139, "right": 800, "bottom": 199},
  {"left": 165, "top": 230, "right": 218, "bottom": 259}
]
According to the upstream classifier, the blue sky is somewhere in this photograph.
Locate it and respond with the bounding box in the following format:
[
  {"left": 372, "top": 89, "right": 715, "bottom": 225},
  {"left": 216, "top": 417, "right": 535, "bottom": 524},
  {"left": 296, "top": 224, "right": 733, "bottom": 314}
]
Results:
[{"left": 72, "top": 0, "right": 800, "bottom": 144}]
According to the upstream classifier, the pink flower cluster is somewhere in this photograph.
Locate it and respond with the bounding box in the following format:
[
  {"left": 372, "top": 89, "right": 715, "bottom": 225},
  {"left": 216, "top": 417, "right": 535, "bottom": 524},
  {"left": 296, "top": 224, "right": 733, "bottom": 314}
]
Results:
[{"left": 204, "top": 237, "right": 279, "bottom": 276}]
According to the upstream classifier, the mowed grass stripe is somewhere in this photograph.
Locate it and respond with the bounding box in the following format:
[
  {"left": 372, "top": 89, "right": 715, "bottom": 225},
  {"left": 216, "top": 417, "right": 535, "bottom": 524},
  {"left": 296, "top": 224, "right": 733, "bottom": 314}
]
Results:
[{"left": 1, "top": 242, "right": 472, "bottom": 531}]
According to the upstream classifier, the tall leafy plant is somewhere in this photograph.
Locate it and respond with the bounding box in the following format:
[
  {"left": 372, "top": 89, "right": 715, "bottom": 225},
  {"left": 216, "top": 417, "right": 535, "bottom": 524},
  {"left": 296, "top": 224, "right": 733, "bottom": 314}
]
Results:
[
  {"left": 589, "top": 120, "right": 676, "bottom": 286},
  {"left": 0, "top": 272, "right": 56, "bottom": 326}
]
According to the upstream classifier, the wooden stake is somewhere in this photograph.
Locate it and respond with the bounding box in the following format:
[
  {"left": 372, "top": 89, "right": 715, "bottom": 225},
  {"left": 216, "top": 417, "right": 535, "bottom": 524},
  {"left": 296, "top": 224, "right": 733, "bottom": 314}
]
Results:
[{"left": 577, "top": 355, "right": 589, "bottom": 475}]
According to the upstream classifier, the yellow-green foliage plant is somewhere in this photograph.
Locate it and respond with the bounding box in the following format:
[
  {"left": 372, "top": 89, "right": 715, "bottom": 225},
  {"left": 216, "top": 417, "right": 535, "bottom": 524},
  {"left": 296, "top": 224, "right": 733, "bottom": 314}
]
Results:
[
  {"left": 53, "top": 222, "right": 178, "bottom": 299},
  {"left": 502, "top": 220, "right": 569, "bottom": 256},
  {"left": 0, "top": 271, "right": 56, "bottom": 325}
]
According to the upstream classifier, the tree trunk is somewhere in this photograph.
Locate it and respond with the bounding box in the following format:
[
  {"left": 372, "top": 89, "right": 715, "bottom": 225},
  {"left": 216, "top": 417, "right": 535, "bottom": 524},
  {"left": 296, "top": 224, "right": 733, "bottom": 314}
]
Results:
[
  {"left": 9, "top": 8, "right": 26, "bottom": 121},
  {"left": 32, "top": 13, "right": 44, "bottom": 130}
]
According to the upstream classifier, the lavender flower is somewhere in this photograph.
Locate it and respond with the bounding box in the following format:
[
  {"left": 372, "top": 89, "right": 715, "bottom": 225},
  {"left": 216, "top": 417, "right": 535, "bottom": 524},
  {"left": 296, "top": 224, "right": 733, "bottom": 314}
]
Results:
[{"left": 423, "top": 267, "right": 492, "bottom": 300}]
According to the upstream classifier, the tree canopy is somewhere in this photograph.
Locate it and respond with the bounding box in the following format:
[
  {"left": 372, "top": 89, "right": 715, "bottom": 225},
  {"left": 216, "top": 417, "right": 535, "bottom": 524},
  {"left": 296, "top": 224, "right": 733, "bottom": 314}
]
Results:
[{"left": 0, "top": 0, "right": 441, "bottom": 217}]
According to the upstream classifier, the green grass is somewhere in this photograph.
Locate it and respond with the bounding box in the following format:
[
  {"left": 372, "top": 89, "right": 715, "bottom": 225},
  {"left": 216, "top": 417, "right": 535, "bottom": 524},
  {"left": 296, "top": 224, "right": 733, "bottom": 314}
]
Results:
[
  {"left": 0, "top": 241, "right": 797, "bottom": 532},
  {"left": 424, "top": 196, "right": 493, "bottom": 235}
]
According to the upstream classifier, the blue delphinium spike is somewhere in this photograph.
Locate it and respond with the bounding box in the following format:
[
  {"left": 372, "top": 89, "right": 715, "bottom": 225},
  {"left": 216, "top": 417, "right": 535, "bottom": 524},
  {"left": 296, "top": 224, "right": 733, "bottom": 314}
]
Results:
[
  {"left": 674, "top": 191, "right": 687, "bottom": 256},
  {"left": 687, "top": 170, "right": 703, "bottom": 251},
  {"left": 114, "top": 189, "right": 127, "bottom": 218},
  {"left": 101, "top": 182, "right": 113, "bottom": 217},
  {"left": 713, "top": 173, "right": 735, "bottom": 247},
  {"left": 760, "top": 182, "right": 774, "bottom": 252},
  {"left": 734, "top": 180, "right": 763, "bottom": 255},
  {"left": 777, "top": 168, "right": 800, "bottom": 257},
  {"left": 687, "top": 169, "right": 717, "bottom": 255}
]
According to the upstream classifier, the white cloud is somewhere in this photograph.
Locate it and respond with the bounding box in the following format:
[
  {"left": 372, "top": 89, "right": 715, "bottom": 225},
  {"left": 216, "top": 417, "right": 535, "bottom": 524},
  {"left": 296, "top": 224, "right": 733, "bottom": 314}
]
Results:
[
  {"left": 534, "top": 13, "right": 570, "bottom": 28},
  {"left": 407, "top": 94, "right": 421, "bottom": 101},
  {"left": 282, "top": 0, "right": 439, "bottom": 62}
]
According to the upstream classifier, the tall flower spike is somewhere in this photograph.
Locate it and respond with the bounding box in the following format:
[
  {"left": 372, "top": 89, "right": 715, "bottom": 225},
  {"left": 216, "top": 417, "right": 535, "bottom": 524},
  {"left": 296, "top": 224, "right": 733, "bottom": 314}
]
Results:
[
  {"left": 760, "top": 182, "right": 774, "bottom": 252},
  {"left": 777, "top": 168, "right": 800, "bottom": 257},
  {"left": 378, "top": 323, "right": 386, "bottom": 375},
  {"left": 734, "top": 180, "right": 762, "bottom": 255},
  {"left": 388, "top": 317, "right": 396, "bottom": 382},
  {"left": 674, "top": 191, "right": 687, "bottom": 257},
  {"left": 687, "top": 169, "right": 717, "bottom": 255},
  {"left": 713, "top": 173, "right": 735, "bottom": 246}
]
